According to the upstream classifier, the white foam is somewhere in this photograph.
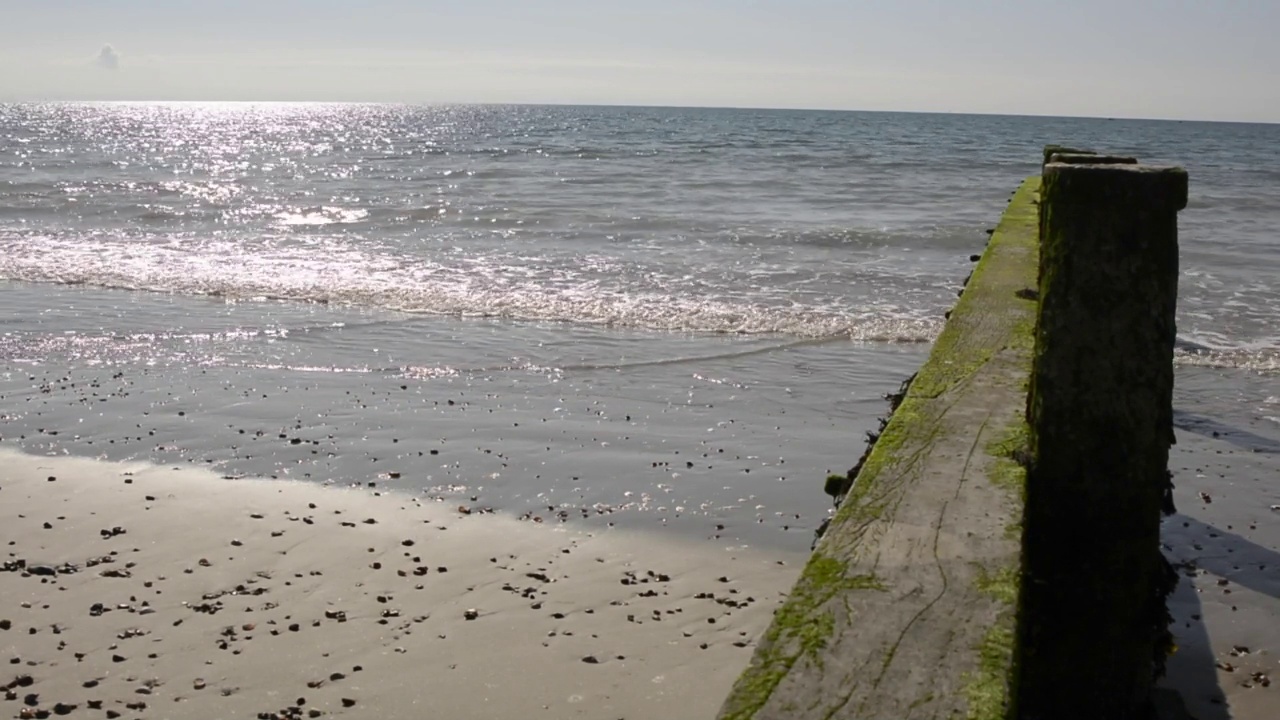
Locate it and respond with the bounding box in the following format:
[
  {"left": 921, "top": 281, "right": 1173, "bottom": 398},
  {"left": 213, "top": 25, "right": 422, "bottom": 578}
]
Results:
[
  {"left": 0, "top": 232, "right": 943, "bottom": 342},
  {"left": 1173, "top": 346, "right": 1280, "bottom": 373}
]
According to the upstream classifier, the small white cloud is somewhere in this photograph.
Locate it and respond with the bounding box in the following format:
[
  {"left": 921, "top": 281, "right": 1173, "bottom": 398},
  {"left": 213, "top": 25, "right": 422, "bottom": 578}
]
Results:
[{"left": 95, "top": 44, "right": 120, "bottom": 70}]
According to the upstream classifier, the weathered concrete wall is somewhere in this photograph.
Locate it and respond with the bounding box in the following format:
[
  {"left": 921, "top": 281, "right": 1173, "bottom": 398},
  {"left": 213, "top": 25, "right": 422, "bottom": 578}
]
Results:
[{"left": 717, "top": 179, "right": 1041, "bottom": 720}]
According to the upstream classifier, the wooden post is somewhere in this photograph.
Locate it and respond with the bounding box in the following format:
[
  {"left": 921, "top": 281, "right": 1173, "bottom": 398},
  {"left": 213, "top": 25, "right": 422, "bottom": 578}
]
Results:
[{"left": 1019, "top": 163, "right": 1188, "bottom": 719}]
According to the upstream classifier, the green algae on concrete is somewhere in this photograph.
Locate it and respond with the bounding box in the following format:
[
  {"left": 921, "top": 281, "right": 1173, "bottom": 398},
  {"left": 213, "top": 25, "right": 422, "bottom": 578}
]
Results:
[
  {"left": 964, "top": 624, "right": 1018, "bottom": 720},
  {"left": 717, "top": 178, "right": 1042, "bottom": 720},
  {"left": 720, "top": 555, "right": 886, "bottom": 720},
  {"left": 961, "top": 412, "right": 1030, "bottom": 719}
]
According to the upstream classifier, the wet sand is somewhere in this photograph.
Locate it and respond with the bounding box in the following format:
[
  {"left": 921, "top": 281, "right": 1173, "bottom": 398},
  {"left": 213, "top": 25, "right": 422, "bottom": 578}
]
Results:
[
  {"left": 0, "top": 323, "right": 922, "bottom": 555},
  {"left": 1, "top": 449, "right": 804, "bottom": 720},
  {"left": 1157, "top": 376, "right": 1280, "bottom": 720}
]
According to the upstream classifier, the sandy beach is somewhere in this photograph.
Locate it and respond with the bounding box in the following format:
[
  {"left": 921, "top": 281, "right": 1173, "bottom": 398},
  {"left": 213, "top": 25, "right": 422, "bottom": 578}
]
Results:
[{"left": 1, "top": 449, "right": 804, "bottom": 720}]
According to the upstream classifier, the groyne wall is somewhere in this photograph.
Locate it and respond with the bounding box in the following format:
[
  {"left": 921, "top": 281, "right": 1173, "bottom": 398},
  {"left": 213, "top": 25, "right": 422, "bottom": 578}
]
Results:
[{"left": 718, "top": 149, "right": 1187, "bottom": 720}]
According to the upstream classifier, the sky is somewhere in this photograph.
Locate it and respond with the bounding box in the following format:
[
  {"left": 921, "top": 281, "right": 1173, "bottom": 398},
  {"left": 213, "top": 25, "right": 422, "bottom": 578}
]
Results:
[{"left": 0, "top": 0, "right": 1277, "bottom": 123}]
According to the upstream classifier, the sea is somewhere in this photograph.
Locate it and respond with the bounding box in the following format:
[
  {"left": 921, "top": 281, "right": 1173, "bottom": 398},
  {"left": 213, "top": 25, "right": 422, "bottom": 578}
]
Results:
[{"left": 1, "top": 103, "right": 1277, "bottom": 553}]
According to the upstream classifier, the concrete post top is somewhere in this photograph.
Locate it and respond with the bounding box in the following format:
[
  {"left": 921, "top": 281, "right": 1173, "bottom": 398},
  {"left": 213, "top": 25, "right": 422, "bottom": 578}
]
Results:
[
  {"left": 1048, "top": 153, "right": 1138, "bottom": 165},
  {"left": 1042, "top": 145, "right": 1094, "bottom": 165},
  {"left": 1042, "top": 162, "right": 1189, "bottom": 211}
]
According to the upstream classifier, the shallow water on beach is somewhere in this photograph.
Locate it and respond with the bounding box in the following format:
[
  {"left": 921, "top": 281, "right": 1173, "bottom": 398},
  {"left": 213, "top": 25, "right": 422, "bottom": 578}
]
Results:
[
  {"left": 0, "top": 283, "right": 925, "bottom": 551},
  {"left": 1, "top": 104, "right": 1278, "bottom": 551}
]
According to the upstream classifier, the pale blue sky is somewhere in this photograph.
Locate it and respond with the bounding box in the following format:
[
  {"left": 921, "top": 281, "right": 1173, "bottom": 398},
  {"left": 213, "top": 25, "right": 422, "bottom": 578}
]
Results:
[{"left": 1, "top": 0, "right": 1276, "bottom": 122}]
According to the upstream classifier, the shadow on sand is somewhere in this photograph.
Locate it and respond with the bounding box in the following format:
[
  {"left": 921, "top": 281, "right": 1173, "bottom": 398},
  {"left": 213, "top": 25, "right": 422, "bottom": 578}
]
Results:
[
  {"left": 1157, "top": 514, "right": 1280, "bottom": 719},
  {"left": 1173, "top": 410, "right": 1280, "bottom": 455}
]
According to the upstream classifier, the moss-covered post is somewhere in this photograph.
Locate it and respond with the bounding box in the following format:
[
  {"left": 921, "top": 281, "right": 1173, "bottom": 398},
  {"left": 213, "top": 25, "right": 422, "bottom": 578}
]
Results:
[
  {"left": 1019, "top": 163, "right": 1188, "bottom": 719},
  {"left": 1036, "top": 148, "right": 1117, "bottom": 262}
]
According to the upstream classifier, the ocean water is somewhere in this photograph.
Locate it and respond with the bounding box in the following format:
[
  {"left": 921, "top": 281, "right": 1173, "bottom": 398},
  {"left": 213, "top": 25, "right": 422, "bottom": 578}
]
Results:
[{"left": 1, "top": 103, "right": 1277, "bottom": 551}]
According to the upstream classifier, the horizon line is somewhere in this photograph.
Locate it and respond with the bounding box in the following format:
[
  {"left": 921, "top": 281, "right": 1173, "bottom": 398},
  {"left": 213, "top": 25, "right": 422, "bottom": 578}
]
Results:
[{"left": 1, "top": 98, "right": 1276, "bottom": 126}]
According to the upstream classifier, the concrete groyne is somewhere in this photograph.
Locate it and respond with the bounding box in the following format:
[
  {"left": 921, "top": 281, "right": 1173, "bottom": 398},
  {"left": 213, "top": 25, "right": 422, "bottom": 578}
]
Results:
[{"left": 718, "top": 149, "right": 1188, "bottom": 720}]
